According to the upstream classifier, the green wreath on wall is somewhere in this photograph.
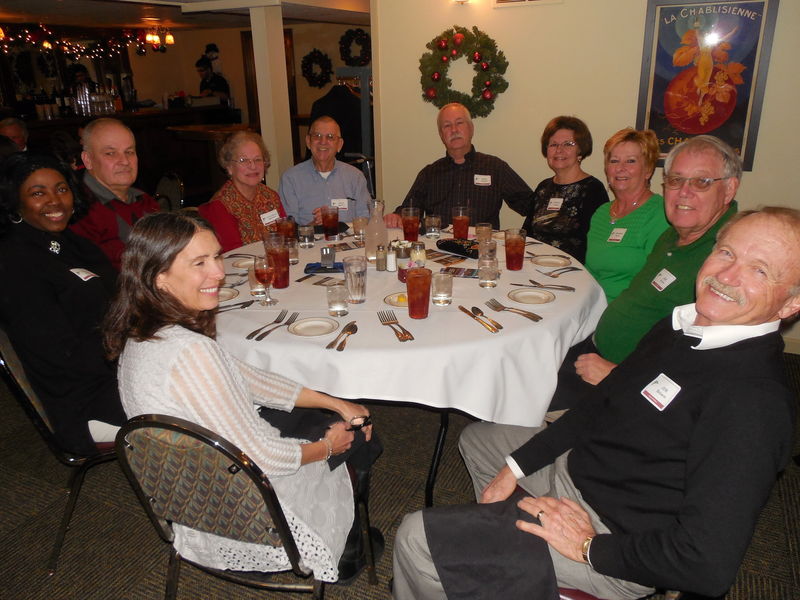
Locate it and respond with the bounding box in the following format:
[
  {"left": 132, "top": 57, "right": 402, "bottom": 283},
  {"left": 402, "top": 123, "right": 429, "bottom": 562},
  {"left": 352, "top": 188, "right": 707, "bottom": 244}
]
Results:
[
  {"left": 419, "top": 25, "right": 509, "bottom": 119},
  {"left": 301, "top": 48, "right": 333, "bottom": 88},
  {"left": 339, "top": 28, "right": 371, "bottom": 67}
]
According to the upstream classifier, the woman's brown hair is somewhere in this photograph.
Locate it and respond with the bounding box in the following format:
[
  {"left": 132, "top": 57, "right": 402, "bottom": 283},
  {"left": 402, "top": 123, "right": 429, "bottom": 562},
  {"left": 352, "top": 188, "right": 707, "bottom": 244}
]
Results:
[{"left": 104, "top": 212, "right": 217, "bottom": 359}]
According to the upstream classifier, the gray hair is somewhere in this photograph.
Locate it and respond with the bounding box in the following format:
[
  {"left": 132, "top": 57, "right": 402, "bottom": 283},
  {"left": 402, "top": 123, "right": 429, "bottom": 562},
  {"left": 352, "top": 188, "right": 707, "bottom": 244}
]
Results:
[
  {"left": 217, "top": 130, "right": 270, "bottom": 170},
  {"left": 437, "top": 103, "right": 473, "bottom": 129},
  {"left": 81, "top": 118, "right": 134, "bottom": 153},
  {"left": 663, "top": 135, "right": 743, "bottom": 180}
]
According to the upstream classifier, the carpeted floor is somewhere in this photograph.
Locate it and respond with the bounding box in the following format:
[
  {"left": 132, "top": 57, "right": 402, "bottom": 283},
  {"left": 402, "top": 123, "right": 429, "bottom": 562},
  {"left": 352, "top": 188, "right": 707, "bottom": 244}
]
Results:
[{"left": 0, "top": 354, "right": 798, "bottom": 599}]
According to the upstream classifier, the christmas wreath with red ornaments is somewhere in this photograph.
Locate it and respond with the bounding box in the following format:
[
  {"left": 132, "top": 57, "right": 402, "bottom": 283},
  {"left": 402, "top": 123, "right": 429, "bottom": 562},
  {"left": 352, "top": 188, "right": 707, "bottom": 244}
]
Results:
[{"left": 419, "top": 25, "right": 509, "bottom": 118}]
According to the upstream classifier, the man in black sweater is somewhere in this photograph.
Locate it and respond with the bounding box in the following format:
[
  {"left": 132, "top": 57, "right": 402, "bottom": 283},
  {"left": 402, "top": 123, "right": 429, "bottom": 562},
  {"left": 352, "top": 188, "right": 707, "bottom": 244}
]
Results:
[{"left": 392, "top": 207, "right": 800, "bottom": 600}]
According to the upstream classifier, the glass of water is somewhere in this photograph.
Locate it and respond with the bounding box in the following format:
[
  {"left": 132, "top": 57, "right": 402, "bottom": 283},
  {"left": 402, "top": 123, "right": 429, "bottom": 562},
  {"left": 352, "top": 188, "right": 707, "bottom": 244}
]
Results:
[
  {"left": 425, "top": 214, "right": 442, "bottom": 239},
  {"left": 298, "top": 225, "right": 315, "bottom": 249},
  {"left": 327, "top": 283, "right": 349, "bottom": 316},
  {"left": 478, "top": 257, "right": 499, "bottom": 288},
  {"left": 343, "top": 255, "right": 367, "bottom": 304},
  {"left": 432, "top": 272, "right": 453, "bottom": 305}
]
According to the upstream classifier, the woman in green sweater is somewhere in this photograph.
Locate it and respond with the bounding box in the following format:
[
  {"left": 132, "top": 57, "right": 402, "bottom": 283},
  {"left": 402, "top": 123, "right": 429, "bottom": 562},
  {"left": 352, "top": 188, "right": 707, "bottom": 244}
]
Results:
[{"left": 585, "top": 128, "right": 668, "bottom": 302}]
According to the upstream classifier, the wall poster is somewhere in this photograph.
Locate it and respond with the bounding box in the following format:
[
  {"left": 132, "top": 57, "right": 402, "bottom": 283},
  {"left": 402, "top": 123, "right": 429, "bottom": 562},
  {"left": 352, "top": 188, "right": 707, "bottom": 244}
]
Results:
[{"left": 635, "top": 0, "right": 779, "bottom": 170}]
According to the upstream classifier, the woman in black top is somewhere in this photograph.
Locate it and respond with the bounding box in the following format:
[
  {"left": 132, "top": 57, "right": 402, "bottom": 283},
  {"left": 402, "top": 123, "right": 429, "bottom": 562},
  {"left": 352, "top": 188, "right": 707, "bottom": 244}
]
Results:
[
  {"left": 0, "top": 153, "right": 124, "bottom": 454},
  {"left": 522, "top": 116, "right": 608, "bottom": 263}
]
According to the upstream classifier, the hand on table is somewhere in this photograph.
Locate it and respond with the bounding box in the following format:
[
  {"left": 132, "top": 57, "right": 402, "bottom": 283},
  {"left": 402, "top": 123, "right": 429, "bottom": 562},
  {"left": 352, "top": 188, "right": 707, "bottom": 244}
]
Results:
[
  {"left": 516, "top": 496, "right": 596, "bottom": 563},
  {"left": 574, "top": 352, "right": 617, "bottom": 385},
  {"left": 384, "top": 213, "right": 402, "bottom": 228},
  {"left": 480, "top": 465, "right": 518, "bottom": 504}
]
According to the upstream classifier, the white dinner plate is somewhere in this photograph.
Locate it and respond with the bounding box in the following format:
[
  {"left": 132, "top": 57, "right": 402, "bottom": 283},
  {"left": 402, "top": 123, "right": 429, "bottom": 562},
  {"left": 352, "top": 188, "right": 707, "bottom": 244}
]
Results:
[
  {"left": 232, "top": 258, "right": 254, "bottom": 269},
  {"left": 507, "top": 288, "right": 555, "bottom": 305},
  {"left": 288, "top": 317, "right": 340, "bottom": 337},
  {"left": 384, "top": 292, "right": 409, "bottom": 308},
  {"left": 218, "top": 288, "right": 239, "bottom": 302},
  {"left": 530, "top": 255, "right": 571, "bottom": 267}
]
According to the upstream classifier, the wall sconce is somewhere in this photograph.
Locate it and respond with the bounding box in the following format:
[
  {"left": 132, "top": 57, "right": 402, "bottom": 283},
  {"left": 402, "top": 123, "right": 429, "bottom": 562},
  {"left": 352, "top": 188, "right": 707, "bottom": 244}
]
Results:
[{"left": 453, "top": 0, "right": 470, "bottom": 4}]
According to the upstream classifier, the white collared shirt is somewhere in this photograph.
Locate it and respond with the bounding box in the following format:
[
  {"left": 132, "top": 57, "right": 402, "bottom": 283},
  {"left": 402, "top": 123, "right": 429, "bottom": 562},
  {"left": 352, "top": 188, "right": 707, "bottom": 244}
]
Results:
[{"left": 671, "top": 303, "right": 780, "bottom": 350}]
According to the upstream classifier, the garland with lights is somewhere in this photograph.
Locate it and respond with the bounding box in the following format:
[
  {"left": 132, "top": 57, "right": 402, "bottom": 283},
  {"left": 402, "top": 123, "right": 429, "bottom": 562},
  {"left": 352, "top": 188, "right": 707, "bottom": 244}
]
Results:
[
  {"left": 419, "top": 25, "right": 509, "bottom": 119},
  {"left": 301, "top": 49, "right": 333, "bottom": 88},
  {"left": 339, "top": 28, "right": 371, "bottom": 67}
]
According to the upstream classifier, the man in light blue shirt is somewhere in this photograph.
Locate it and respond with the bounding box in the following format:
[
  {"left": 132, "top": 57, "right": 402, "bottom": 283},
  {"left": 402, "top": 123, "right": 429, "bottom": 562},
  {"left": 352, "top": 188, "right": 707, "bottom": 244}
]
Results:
[{"left": 279, "top": 116, "right": 371, "bottom": 226}]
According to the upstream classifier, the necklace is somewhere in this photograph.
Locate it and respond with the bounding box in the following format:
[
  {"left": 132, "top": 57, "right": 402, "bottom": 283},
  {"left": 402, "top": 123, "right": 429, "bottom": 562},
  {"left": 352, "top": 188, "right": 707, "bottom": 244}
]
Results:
[{"left": 609, "top": 190, "right": 650, "bottom": 224}]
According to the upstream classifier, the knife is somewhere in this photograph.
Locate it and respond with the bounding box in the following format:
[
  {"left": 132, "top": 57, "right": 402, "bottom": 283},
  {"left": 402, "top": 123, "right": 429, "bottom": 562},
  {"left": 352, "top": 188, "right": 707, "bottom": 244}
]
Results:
[
  {"left": 458, "top": 305, "right": 498, "bottom": 333},
  {"left": 217, "top": 299, "right": 255, "bottom": 313}
]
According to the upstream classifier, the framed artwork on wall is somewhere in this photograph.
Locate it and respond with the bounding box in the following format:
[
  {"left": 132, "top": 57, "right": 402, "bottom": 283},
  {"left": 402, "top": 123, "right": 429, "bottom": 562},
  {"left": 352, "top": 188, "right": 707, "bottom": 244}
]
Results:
[{"left": 635, "top": 0, "right": 779, "bottom": 170}]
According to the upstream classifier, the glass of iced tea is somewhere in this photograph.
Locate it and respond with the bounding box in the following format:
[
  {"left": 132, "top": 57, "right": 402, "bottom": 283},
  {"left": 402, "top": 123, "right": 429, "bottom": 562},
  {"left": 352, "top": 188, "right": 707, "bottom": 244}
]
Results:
[
  {"left": 452, "top": 206, "right": 470, "bottom": 239},
  {"left": 253, "top": 256, "right": 277, "bottom": 306},
  {"left": 276, "top": 216, "right": 297, "bottom": 240},
  {"left": 320, "top": 205, "right": 340, "bottom": 241},
  {"left": 264, "top": 238, "right": 290, "bottom": 289},
  {"left": 504, "top": 228, "right": 527, "bottom": 271},
  {"left": 406, "top": 267, "right": 432, "bottom": 319},
  {"left": 401, "top": 207, "right": 421, "bottom": 242}
]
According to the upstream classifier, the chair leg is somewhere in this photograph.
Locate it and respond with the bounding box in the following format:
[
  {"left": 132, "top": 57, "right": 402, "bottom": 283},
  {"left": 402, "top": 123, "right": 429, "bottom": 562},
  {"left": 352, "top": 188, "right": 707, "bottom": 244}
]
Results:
[
  {"left": 425, "top": 411, "right": 450, "bottom": 507},
  {"left": 165, "top": 546, "right": 181, "bottom": 600},
  {"left": 313, "top": 579, "right": 325, "bottom": 599},
  {"left": 47, "top": 463, "right": 90, "bottom": 574}
]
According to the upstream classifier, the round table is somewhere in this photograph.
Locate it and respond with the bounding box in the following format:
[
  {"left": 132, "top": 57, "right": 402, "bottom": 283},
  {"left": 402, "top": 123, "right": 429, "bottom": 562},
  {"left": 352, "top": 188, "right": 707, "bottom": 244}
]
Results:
[{"left": 216, "top": 231, "right": 607, "bottom": 504}]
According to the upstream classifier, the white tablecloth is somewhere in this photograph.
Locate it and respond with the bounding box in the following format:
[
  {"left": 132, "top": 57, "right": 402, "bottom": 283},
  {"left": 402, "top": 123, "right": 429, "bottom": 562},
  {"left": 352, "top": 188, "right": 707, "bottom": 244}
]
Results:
[{"left": 216, "top": 234, "right": 606, "bottom": 427}]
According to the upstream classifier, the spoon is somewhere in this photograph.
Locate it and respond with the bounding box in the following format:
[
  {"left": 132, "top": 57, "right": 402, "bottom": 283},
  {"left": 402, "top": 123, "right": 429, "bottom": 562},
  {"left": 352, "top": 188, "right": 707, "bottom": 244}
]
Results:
[
  {"left": 326, "top": 320, "right": 356, "bottom": 350},
  {"left": 471, "top": 306, "right": 503, "bottom": 330},
  {"left": 336, "top": 322, "right": 358, "bottom": 351}
]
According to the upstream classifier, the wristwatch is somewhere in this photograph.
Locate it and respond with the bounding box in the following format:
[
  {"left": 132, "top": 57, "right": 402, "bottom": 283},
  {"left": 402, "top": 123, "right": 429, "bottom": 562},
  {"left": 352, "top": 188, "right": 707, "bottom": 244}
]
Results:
[{"left": 581, "top": 535, "right": 594, "bottom": 564}]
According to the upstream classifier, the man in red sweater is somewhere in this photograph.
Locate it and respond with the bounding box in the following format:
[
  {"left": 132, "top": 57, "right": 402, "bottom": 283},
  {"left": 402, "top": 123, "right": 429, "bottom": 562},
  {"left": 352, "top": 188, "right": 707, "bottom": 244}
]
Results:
[{"left": 71, "top": 118, "right": 159, "bottom": 269}]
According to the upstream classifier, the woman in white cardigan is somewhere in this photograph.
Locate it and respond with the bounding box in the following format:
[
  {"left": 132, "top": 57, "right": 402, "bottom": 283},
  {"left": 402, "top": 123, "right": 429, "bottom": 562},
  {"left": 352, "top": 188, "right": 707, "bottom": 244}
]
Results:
[{"left": 104, "top": 212, "right": 373, "bottom": 582}]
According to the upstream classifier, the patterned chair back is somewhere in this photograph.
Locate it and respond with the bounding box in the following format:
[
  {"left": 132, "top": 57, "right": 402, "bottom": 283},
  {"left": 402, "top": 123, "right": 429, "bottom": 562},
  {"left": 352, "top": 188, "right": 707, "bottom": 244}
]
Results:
[{"left": 117, "top": 414, "right": 307, "bottom": 573}]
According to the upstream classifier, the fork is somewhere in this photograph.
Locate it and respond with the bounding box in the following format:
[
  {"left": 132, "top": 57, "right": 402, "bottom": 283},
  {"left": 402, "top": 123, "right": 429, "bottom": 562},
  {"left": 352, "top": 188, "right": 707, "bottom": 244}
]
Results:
[
  {"left": 245, "top": 309, "right": 287, "bottom": 340},
  {"left": 485, "top": 298, "right": 542, "bottom": 322},
  {"left": 255, "top": 312, "right": 300, "bottom": 341},
  {"left": 536, "top": 266, "right": 582, "bottom": 278},
  {"left": 382, "top": 310, "right": 415, "bottom": 341},
  {"left": 378, "top": 311, "right": 410, "bottom": 342}
]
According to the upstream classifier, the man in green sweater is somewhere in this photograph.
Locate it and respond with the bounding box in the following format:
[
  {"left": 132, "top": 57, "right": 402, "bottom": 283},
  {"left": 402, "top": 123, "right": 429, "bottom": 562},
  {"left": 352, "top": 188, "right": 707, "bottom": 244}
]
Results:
[{"left": 550, "top": 135, "right": 741, "bottom": 410}]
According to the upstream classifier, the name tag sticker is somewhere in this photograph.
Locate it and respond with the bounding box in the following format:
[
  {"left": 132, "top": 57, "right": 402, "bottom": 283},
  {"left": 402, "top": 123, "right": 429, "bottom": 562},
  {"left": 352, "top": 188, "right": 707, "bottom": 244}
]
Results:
[
  {"left": 260, "top": 209, "right": 279, "bottom": 226},
  {"left": 607, "top": 228, "right": 627, "bottom": 243},
  {"left": 474, "top": 174, "right": 492, "bottom": 186},
  {"left": 331, "top": 198, "right": 349, "bottom": 210},
  {"left": 70, "top": 268, "right": 99, "bottom": 281},
  {"left": 547, "top": 197, "right": 564, "bottom": 211},
  {"left": 651, "top": 268, "right": 677, "bottom": 291},
  {"left": 641, "top": 373, "right": 681, "bottom": 411}
]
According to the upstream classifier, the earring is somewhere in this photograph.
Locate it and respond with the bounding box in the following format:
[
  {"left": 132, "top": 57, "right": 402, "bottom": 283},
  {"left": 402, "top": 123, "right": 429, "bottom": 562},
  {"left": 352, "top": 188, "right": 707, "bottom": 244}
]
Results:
[{"left": 10, "top": 213, "right": 22, "bottom": 224}]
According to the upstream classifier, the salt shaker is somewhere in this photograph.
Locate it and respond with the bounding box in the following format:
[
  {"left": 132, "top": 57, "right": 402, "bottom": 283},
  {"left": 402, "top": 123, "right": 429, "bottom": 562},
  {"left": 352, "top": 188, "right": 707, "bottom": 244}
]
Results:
[{"left": 386, "top": 246, "right": 397, "bottom": 272}]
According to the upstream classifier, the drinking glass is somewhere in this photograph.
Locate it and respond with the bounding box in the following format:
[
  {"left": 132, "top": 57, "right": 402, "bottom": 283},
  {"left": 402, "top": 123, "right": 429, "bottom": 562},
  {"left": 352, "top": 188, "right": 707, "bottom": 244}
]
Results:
[
  {"left": 327, "top": 283, "right": 349, "bottom": 316},
  {"left": 343, "top": 255, "right": 367, "bottom": 304},
  {"left": 352, "top": 216, "right": 369, "bottom": 243},
  {"left": 410, "top": 242, "right": 426, "bottom": 266},
  {"left": 452, "top": 206, "right": 470, "bottom": 239},
  {"left": 321, "top": 205, "right": 340, "bottom": 241},
  {"left": 406, "top": 267, "right": 432, "bottom": 319},
  {"left": 264, "top": 236, "right": 290, "bottom": 289},
  {"left": 475, "top": 222, "right": 492, "bottom": 243},
  {"left": 286, "top": 238, "right": 299, "bottom": 265},
  {"left": 298, "top": 225, "right": 315, "bottom": 248},
  {"left": 504, "top": 228, "right": 527, "bottom": 271},
  {"left": 253, "top": 256, "right": 277, "bottom": 305},
  {"left": 276, "top": 217, "right": 297, "bottom": 240},
  {"left": 401, "top": 207, "right": 421, "bottom": 242},
  {"left": 478, "top": 257, "right": 499, "bottom": 288},
  {"left": 478, "top": 239, "right": 497, "bottom": 261},
  {"left": 432, "top": 272, "right": 453, "bottom": 306},
  {"left": 425, "top": 214, "right": 442, "bottom": 239}
]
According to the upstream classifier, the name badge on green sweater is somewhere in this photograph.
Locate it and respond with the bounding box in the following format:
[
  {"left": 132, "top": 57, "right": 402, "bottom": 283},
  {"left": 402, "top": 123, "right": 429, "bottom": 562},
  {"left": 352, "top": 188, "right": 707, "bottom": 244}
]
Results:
[{"left": 651, "top": 268, "right": 676, "bottom": 291}]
